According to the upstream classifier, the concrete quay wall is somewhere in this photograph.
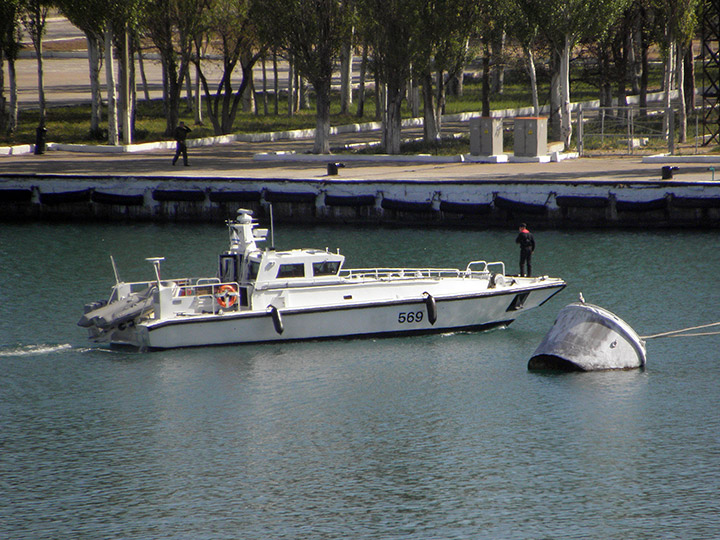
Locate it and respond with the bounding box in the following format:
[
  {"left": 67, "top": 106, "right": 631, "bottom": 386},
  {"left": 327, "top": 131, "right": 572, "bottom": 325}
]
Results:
[{"left": 2, "top": 174, "right": 720, "bottom": 228}]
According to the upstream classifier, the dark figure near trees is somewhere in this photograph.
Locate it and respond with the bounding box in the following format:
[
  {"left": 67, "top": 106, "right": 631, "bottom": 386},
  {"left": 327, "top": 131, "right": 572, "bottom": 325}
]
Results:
[
  {"left": 515, "top": 223, "right": 535, "bottom": 277},
  {"left": 172, "top": 121, "right": 192, "bottom": 166}
]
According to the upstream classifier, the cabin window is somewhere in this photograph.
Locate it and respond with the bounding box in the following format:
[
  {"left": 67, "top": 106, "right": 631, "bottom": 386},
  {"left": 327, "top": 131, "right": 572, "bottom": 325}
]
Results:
[
  {"left": 277, "top": 263, "right": 305, "bottom": 278},
  {"left": 219, "top": 254, "right": 242, "bottom": 283},
  {"left": 247, "top": 261, "right": 260, "bottom": 280},
  {"left": 313, "top": 261, "right": 340, "bottom": 276}
]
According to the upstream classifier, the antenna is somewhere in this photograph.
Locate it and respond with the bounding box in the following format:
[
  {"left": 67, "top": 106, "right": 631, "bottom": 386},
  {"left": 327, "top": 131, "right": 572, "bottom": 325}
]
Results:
[
  {"left": 269, "top": 204, "right": 275, "bottom": 249},
  {"left": 146, "top": 257, "right": 165, "bottom": 287},
  {"left": 110, "top": 255, "right": 121, "bottom": 285}
]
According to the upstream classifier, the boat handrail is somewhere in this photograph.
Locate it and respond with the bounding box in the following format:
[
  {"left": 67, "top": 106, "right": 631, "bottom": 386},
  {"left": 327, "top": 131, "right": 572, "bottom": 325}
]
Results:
[
  {"left": 339, "top": 267, "right": 477, "bottom": 281},
  {"left": 465, "top": 260, "right": 505, "bottom": 277},
  {"left": 196, "top": 277, "right": 222, "bottom": 286}
]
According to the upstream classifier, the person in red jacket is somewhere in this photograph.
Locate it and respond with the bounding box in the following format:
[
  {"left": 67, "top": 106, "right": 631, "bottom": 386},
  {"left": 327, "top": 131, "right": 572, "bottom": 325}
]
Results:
[{"left": 515, "top": 223, "right": 535, "bottom": 277}]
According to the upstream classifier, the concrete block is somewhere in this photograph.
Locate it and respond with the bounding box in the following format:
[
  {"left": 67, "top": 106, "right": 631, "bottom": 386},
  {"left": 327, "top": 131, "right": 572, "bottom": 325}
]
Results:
[
  {"left": 514, "top": 117, "right": 548, "bottom": 157},
  {"left": 470, "top": 117, "right": 503, "bottom": 156}
]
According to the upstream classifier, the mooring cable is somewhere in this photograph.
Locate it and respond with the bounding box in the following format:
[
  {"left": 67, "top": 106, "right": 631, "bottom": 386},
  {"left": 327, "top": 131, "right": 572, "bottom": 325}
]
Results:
[{"left": 641, "top": 321, "right": 720, "bottom": 340}]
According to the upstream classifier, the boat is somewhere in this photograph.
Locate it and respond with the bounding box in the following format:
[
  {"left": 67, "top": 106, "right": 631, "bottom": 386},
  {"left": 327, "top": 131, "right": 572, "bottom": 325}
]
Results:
[
  {"left": 528, "top": 298, "right": 647, "bottom": 371},
  {"left": 78, "top": 208, "right": 566, "bottom": 350}
]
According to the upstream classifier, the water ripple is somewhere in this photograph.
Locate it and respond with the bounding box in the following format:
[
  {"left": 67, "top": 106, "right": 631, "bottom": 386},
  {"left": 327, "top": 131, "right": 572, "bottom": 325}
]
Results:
[{"left": 0, "top": 343, "right": 73, "bottom": 357}]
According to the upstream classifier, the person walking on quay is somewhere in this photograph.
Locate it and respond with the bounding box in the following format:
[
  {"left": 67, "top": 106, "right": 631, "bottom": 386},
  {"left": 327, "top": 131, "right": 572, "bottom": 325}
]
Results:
[
  {"left": 172, "top": 121, "right": 192, "bottom": 166},
  {"left": 515, "top": 223, "right": 535, "bottom": 277}
]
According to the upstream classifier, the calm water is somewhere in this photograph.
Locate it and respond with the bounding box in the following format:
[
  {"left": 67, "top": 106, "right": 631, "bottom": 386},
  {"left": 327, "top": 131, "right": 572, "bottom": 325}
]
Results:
[{"left": 1, "top": 222, "right": 719, "bottom": 539}]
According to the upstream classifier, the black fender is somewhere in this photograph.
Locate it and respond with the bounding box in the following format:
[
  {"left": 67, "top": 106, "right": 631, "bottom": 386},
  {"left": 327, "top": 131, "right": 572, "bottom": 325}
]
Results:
[
  {"left": 423, "top": 292, "right": 438, "bottom": 325},
  {"left": 268, "top": 305, "right": 284, "bottom": 334}
]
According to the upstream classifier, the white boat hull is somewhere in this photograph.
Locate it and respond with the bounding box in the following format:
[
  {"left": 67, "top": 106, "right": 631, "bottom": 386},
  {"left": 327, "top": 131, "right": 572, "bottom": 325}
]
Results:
[
  {"left": 110, "top": 283, "right": 564, "bottom": 349},
  {"left": 82, "top": 209, "right": 566, "bottom": 350}
]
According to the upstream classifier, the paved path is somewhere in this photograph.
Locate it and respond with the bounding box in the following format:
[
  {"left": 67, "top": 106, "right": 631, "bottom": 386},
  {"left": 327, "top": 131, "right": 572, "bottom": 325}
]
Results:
[{"left": 1, "top": 134, "right": 715, "bottom": 184}]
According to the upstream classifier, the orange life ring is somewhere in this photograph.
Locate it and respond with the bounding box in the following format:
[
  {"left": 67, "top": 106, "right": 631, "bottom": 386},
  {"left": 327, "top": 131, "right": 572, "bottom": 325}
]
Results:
[{"left": 216, "top": 284, "right": 238, "bottom": 308}]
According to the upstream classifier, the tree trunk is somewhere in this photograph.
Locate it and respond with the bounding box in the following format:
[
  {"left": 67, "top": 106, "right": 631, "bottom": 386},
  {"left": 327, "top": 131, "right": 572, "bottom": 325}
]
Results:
[
  {"left": 8, "top": 57, "right": 18, "bottom": 134},
  {"left": 87, "top": 34, "right": 103, "bottom": 136},
  {"left": 662, "top": 38, "right": 675, "bottom": 139},
  {"left": 185, "top": 64, "right": 194, "bottom": 112},
  {"left": 374, "top": 72, "right": 383, "bottom": 122},
  {"left": 434, "top": 69, "right": 445, "bottom": 134},
  {"left": 598, "top": 44, "right": 612, "bottom": 108},
  {"left": 299, "top": 76, "right": 309, "bottom": 110},
  {"left": 677, "top": 42, "right": 686, "bottom": 143},
  {"left": 105, "top": 23, "right": 119, "bottom": 145},
  {"left": 261, "top": 53, "right": 268, "bottom": 115},
  {"left": 194, "top": 63, "right": 203, "bottom": 124},
  {"left": 242, "top": 73, "right": 255, "bottom": 113},
  {"left": 683, "top": 43, "right": 695, "bottom": 114},
  {"left": 0, "top": 49, "right": 5, "bottom": 134},
  {"left": 482, "top": 42, "right": 490, "bottom": 117},
  {"left": 314, "top": 78, "right": 331, "bottom": 154},
  {"left": 34, "top": 31, "right": 46, "bottom": 127},
  {"left": 616, "top": 30, "right": 630, "bottom": 112},
  {"left": 549, "top": 48, "right": 562, "bottom": 142},
  {"left": 630, "top": 27, "right": 640, "bottom": 95},
  {"left": 357, "top": 43, "right": 367, "bottom": 118},
  {"left": 523, "top": 44, "right": 539, "bottom": 115},
  {"left": 164, "top": 56, "right": 183, "bottom": 136},
  {"left": 121, "top": 25, "right": 132, "bottom": 145},
  {"left": 340, "top": 36, "right": 353, "bottom": 114},
  {"left": 385, "top": 81, "right": 404, "bottom": 154},
  {"left": 273, "top": 49, "right": 279, "bottom": 115},
  {"left": 287, "top": 57, "right": 294, "bottom": 117},
  {"left": 421, "top": 72, "right": 438, "bottom": 144},
  {"left": 560, "top": 37, "right": 572, "bottom": 149},
  {"left": 137, "top": 40, "right": 151, "bottom": 101},
  {"left": 491, "top": 30, "right": 505, "bottom": 95},
  {"left": 640, "top": 28, "right": 649, "bottom": 116},
  {"left": 409, "top": 72, "right": 420, "bottom": 118}
]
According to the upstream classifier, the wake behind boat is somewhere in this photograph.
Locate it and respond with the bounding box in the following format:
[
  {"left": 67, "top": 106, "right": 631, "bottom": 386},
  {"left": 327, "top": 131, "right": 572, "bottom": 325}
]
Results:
[{"left": 78, "top": 209, "right": 566, "bottom": 349}]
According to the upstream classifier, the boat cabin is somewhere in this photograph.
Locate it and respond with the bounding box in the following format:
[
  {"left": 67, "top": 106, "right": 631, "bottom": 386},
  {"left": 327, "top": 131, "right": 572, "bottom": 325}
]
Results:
[{"left": 218, "top": 209, "right": 345, "bottom": 295}]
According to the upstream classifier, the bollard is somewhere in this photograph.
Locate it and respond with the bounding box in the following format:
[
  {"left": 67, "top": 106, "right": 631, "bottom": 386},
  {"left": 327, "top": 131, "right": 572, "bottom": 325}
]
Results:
[
  {"left": 34, "top": 126, "right": 47, "bottom": 155},
  {"left": 661, "top": 166, "right": 678, "bottom": 180},
  {"left": 327, "top": 162, "right": 345, "bottom": 175}
]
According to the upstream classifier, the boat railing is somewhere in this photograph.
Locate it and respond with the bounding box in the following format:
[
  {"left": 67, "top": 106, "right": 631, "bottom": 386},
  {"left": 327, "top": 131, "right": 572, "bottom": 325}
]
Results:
[
  {"left": 111, "top": 277, "right": 243, "bottom": 314},
  {"left": 339, "top": 263, "right": 500, "bottom": 282},
  {"left": 465, "top": 260, "right": 505, "bottom": 277},
  {"left": 170, "top": 278, "right": 244, "bottom": 314}
]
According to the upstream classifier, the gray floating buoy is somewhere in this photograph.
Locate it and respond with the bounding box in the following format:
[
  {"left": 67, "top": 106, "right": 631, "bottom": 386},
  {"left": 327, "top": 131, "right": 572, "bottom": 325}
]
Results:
[
  {"left": 423, "top": 292, "right": 438, "bottom": 325},
  {"left": 529, "top": 301, "right": 646, "bottom": 372}
]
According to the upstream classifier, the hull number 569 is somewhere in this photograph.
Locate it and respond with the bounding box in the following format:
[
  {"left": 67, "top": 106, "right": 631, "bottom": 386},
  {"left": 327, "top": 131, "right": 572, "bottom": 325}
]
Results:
[{"left": 398, "top": 311, "right": 424, "bottom": 324}]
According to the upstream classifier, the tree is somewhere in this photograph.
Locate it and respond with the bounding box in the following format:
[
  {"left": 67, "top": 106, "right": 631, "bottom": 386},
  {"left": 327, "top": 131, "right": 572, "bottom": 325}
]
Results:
[
  {"left": 413, "top": 0, "right": 480, "bottom": 144},
  {"left": 193, "top": 0, "right": 263, "bottom": 135},
  {"left": 518, "top": 0, "right": 630, "bottom": 148},
  {"left": 474, "top": 0, "right": 512, "bottom": 117},
  {"left": 357, "top": 0, "right": 421, "bottom": 154},
  {"left": 56, "top": 0, "right": 106, "bottom": 137},
  {"left": 144, "top": 0, "right": 208, "bottom": 135},
  {"left": 20, "top": 0, "right": 50, "bottom": 128},
  {"left": 506, "top": 0, "right": 542, "bottom": 115},
  {"left": 0, "top": 0, "right": 22, "bottom": 134},
  {"left": 653, "top": 0, "right": 699, "bottom": 143},
  {"left": 255, "top": 0, "right": 352, "bottom": 153}
]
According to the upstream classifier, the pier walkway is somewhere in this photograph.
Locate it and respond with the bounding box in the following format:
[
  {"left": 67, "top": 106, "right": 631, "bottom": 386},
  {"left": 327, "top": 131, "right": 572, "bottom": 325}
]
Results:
[{"left": 2, "top": 125, "right": 720, "bottom": 228}]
